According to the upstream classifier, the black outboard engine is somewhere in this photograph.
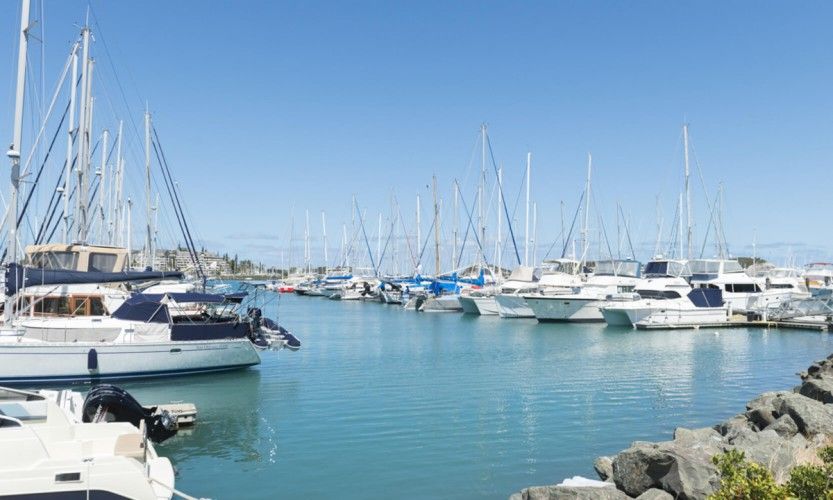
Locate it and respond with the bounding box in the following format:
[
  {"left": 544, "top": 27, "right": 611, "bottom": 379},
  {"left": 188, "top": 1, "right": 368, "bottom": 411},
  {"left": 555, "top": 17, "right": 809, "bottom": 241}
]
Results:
[{"left": 82, "top": 385, "right": 178, "bottom": 443}]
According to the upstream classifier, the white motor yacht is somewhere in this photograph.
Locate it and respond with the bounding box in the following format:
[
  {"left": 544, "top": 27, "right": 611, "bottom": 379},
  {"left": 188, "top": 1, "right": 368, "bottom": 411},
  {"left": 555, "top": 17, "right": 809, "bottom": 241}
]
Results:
[
  {"left": 634, "top": 288, "right": 730, "bottom": 329},
  {"left": 526, "top": 260, "right": 641, "bottom": 322},
  {"left": 600, "top": 259, "right": 692, "bottom": 327},
  {"left": 496, "top": 259, "right": 582, "bottom": 318}
]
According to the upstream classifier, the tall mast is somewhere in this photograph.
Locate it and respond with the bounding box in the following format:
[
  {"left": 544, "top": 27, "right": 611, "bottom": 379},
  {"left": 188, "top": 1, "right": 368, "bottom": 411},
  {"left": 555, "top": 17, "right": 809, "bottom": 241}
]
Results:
[
  {"left": 479, "top": 124, "right": 486, "bottom": 263},
  {"left": 5, "top": 0, "right": 31, "bottom": 322},
  {"left": 452, "top": 182, "right": 458, "bottom": 269},
  {"left": 62, "top": 42, "right": 79, "bottom": 244},
  {"left": 74, "top": 25, "right": 91, "bottom": 243},
  {"left": 684, "top": 123, "right": 692, "bottom": 259},
  {"left": 432, "top": 176, "right": 440, "bottom": 277},
  {"left": 525, "top": 152, "right": 531, "bottom": 266},
  {"left": 97, "top": 129, "right": 109, "bottom": 243},
  {"left": 415, "top": 193, "right": 421, "bottom": 271},
  {"left": 678, "top": 193, "right": 684, "bottom": 259},
  {"left": 321, "top": 210, "right": 328, "bottom": 271},
  {"left": 112, "top": 120, "right": 123, "bottom": 245},
  {"left": 126, "top": 198, "right": 133, "bottom": 268},
  {"left": 582, "top": 153, "right": 592, "bottom": 265},
  {"left": 144, "top": 110, "right": 152, "bottom": 268},
  {"left": 304, "top": 209, "right": 310, "bottom": 274},
  {"left": 497, "top": 165, "right": 503, "bottom": 274},
  {"left": 377, "top": 212, "right": 382, "bottom": 274}
]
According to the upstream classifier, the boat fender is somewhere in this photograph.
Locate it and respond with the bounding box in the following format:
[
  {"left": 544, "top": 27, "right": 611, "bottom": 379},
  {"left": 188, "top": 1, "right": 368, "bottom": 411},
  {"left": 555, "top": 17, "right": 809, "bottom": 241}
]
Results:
[{"left": 87, "top": 348, "right": 98, "bottom": 370}]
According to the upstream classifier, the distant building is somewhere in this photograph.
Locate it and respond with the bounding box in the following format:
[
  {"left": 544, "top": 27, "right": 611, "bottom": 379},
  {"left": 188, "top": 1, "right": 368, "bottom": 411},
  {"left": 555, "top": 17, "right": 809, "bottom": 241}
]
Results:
[{"left": 130, "top": 248, "right": 230, "bottom": 276}]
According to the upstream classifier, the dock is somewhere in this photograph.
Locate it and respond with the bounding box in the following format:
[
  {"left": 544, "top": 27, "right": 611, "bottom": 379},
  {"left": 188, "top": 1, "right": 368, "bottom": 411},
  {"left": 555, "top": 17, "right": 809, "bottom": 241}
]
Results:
[{"left": 635, "top": 315, "right": 833, "bottom": 332}]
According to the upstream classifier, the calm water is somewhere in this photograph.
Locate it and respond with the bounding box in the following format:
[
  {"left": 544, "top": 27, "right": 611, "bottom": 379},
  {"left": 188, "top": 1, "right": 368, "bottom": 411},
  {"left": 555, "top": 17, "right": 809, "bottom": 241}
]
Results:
[{"left": 91, "top": 293, "right": 830, "bottom": 499}]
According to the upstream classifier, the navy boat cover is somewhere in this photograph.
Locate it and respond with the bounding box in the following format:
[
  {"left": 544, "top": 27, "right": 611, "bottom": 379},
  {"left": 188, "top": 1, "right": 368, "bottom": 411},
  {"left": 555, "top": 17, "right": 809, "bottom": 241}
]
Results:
[{"left": 687, "top": 288, "right": 724, "bottom": 308}]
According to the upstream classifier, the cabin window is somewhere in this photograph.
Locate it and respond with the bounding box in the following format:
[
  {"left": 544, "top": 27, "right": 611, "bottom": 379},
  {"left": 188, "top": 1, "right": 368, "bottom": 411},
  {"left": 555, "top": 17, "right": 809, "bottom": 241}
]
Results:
[
  {"left": 89, "top": 253, "right": 117, "bottom": 272},
  {"left": 68, "top": 296, "right": 107, "bottom": 316},
  {"left": 726, "top": 283, "right": 760, "bottom": 293},
  {"left": 30, "top": 251, "right": 79, "bottom": 270}
]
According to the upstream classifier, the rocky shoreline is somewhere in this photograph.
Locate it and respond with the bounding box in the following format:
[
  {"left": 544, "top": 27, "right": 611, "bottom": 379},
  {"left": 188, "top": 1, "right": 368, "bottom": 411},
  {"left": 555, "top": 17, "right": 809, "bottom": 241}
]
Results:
[{"left": 511, "top": 353, "right": 833, "bottom": 500}]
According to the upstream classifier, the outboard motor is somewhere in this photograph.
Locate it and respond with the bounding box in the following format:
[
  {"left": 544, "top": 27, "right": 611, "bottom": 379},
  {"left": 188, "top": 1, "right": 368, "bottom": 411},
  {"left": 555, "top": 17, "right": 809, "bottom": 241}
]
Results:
[{"left": 82, "top": 385, "right": 178, "bottom": 443}]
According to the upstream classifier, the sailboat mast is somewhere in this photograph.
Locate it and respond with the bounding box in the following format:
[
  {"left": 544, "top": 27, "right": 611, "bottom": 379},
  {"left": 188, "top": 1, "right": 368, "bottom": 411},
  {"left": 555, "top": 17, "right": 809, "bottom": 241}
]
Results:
[
  {"left": 684, "top": 123, "right": 692, "bottom": 259},
  {"left": 144, "top": 110, "right": 152, "bottom": 268},
  {"left": 479, "top": 125, "right": 486, "bottom": 263},
  {"left": 97, "top": 129, "right": 109, "bottom": 243},
  {"left": 497, "top": 165, "right": 503, "bottom": 274},
  {"left": 112, "top": 120, "right": 124, "bottom": 245},
  {"left": 525, "top": 152, "right": 531, "bottom": 266},
  {"left": 62, "top": 43, "right": 79, "bottom": 244},
  {"left": 5, "top": 0, "right": 30, "bottom": 322},
  {"left": 582, "top": 153, "right": 592, "bottom": 265},
  {"left": 432, "top": 176, "right": 440, "bottom": 277},
  {"left": 321, "top": 211, "right": 328, "bottom": 271},
  {"left": 126, "top": 198, "right": 133, "bottom": 268},
  {"left": 453, "top": 182, "right": 458, "bottom": 269},
  {"left": 74, "top": 25, "right": 91, "bottom": 244},
  {"left": 416, "top": 193, "right": 421, "bottom": 271}
]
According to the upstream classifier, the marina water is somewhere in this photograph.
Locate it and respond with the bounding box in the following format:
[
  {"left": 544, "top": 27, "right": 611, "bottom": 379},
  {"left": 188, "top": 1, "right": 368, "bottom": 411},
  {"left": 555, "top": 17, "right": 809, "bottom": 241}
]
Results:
[{"left": 103, "top": 292, "right": 830, "bottom": 499}]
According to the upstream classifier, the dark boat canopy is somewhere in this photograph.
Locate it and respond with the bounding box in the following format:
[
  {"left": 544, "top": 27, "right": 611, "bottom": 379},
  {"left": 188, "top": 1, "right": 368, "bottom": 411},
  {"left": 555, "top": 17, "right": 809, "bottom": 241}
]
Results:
[
  {"left": 111, "top": 292, "right": 238, "bottom": 323},
  {"left": 5, "top": 263, "right": 184, "bottom": 296},
  {"left": 688, "top": 288, "right": 724, "bottom": 308},
  {"left": 111, "top": 294, "right": 172, "bottom": 323}
]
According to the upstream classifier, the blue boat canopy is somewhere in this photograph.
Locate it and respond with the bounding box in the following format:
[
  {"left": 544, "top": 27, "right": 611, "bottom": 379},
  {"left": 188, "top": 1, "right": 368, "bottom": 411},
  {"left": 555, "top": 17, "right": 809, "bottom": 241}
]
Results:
[
  {"left": 687, "top": 288, "right": 723, "bottom": 308},
  {"left": 111, "top": 294, "right": 172, "bottom": 323}
]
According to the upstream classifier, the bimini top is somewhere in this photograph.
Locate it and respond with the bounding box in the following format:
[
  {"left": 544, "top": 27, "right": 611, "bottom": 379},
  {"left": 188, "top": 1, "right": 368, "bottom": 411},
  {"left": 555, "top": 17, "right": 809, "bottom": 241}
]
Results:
[{"left": 110, "top": 292, "right": 231, "bottom": 323}]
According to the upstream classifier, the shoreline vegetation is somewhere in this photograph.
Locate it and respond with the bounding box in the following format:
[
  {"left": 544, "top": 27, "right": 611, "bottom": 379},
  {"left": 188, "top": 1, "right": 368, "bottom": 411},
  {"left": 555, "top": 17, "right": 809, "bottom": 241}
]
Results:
[{"left": 511, "top": 353, "right": 833, "bottom": 500}]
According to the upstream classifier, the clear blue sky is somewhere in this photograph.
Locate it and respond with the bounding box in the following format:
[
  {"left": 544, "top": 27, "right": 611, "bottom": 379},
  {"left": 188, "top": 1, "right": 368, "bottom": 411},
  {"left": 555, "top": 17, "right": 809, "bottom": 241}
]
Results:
[{"left": 2, "top": 1, "right": 832, "bottom": 269}]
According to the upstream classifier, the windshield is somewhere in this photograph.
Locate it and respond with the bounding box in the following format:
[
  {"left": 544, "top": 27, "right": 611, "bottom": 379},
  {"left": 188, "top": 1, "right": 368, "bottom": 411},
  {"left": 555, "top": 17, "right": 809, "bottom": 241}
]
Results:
[
  {"left": 29, "top": 251, "right": 79, "bottom": 270},
  {"left": 594, "top": 260, "right": 640, "bottom": 277},
  {"left": 644, "top": 261, "right": 691, "bottom": 277},
  {"left": 689, "top": 260, "right": 721, "bottom": 275}
]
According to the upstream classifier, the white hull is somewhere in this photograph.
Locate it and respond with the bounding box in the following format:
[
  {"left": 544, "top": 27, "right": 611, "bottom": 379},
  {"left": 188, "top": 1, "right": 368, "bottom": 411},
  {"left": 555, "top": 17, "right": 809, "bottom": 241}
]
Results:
[
  {"left": 601, "top": 302, "right": 665, "bottom": 327},
  {"left": 635, "top": 305, "right": 730, "bottom": 328},
  {"left": 472, "top": 296, "right": 499, "bottom": 315},
  {"left": 0, "top": 338, "right": 261, "bottom": 383},
  {"left": 495, "top": 294, "right": 534, "bottom": 318},
  {"left": 420, "top": 296, "right": 462, "bottom": 312},
  {"left": 458, "top": 296, "right": 480, "bottom": 314},
  {"left": 526, "top": 296, "right": 605, "bottom": 322}
]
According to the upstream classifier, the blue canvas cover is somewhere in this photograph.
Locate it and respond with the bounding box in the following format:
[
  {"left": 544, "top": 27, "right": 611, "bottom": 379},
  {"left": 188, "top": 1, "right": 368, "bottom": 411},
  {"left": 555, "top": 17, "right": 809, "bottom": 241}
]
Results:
[
  {"left": 5, "top": 263, "right": 183, "bottom": 296},
  {"left": 687, "top": 288, "right": 724, "bottom": 308},
  {"left": 111, "top": 295, "right": 171, "bottom": 323}
]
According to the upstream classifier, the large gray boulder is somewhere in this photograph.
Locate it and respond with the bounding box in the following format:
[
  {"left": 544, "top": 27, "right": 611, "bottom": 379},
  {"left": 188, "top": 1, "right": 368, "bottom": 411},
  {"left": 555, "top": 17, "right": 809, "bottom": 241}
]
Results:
[
  {"left": 730, "top": 428, "right": 810, "bottom": 482},
  {"left": 797, "top": 377, "right": 833, "bottom": 404},
  {"left": 777, "top": 392, "right": 833, "bottom": 437},
  {"left": 510, "top": 485, "right": 630, "bottom": 500},
  {"left": 593, "top": 456, "right": 614, "bottom": 482},
  {"left": 803, "top": 354, "right": 833, "bottom": 380},
  {"left": 714, "top": 414, "right": 753, "bottom": 441},
  {"left": 612, "top": 429, "right": 725, "bottom": 499},
  {"left": 635, "top": 489, "right": 674, "bottom": 500},
  {"left": 765, "top": 414, "right": 799, "bottom": 438},
  {"left": 611, "top": 442, "right": 669, "bottom": 497}
]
